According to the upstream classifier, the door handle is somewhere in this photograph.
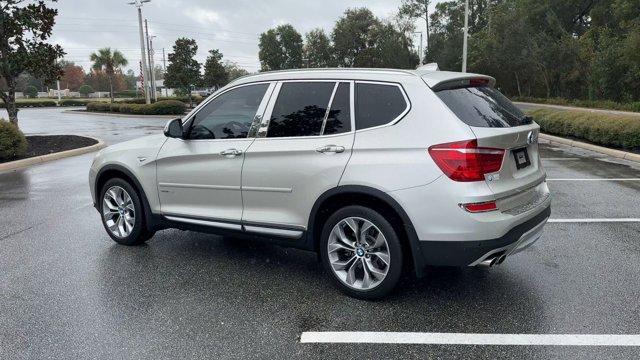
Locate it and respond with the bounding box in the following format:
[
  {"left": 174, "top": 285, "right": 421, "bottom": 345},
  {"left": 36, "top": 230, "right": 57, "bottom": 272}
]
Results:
[
  {"left": 316, "top": 145, "right": 345, "bottom": 154},
  {"left": 220, "top": 148, "right": 243, "bottom": 157}
]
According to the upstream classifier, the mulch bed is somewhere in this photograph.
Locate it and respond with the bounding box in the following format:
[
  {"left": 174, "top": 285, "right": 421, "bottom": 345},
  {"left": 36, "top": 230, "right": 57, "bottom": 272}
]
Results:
[{"left": 0, "top": 135, "right": 98, "bottom": 164}]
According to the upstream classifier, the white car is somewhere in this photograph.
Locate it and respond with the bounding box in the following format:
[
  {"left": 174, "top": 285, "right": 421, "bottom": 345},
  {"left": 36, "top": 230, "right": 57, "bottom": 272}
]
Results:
[{"left": 89, "top": 68, "right": 551, "bottom": 299}]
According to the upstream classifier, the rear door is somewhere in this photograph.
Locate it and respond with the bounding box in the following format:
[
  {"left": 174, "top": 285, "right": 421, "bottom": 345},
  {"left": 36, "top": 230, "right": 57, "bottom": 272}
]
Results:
[
  {"left": 241, "top": 80, "right": 354, "bottom": 236},
  {"left": 434, "top": 84, "right": 545, "bottom": 196}
]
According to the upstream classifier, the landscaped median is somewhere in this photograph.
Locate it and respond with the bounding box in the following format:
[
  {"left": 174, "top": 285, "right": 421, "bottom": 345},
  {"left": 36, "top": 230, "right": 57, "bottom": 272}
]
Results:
[
  {"left": 86, "top": 99, "right": 186, "bottom": 115},
  {"left": 526, "top": 108, "right": 640, "bottom": 161},
  {"left": 0, "top": 120, "right": 105, "bottom": 172}
]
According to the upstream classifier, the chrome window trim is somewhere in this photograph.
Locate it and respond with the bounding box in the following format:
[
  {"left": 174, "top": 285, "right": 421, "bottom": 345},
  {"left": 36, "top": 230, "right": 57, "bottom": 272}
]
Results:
[
  {"left": 353, "top": 80, "right": 412, "bottom": 133},
  {"left": 257, "top": 80, "right": 355, "bottom": 140},
  {"left": 320, "top": 82, "right": 340, "bottom": 136},
  {"left": 180, "top": 81, "right": 275, "bottom": 142}
]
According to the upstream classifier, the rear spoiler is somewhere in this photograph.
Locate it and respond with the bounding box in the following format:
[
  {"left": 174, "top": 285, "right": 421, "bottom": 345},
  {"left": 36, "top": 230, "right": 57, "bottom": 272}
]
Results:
[{"left": 423, "top": 73, "right": 496, "bottom": 91}]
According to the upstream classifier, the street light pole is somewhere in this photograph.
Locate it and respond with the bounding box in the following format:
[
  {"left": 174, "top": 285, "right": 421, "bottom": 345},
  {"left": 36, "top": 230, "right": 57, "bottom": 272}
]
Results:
[
  {"left": 128, "top": 0, "right": 151, "bottom": 104},
  {"left": 462, "top": 0, "right": 469, "bottom": 73},
  {"left": 149, "top": 36, "right": 158, "bottom": 101}
]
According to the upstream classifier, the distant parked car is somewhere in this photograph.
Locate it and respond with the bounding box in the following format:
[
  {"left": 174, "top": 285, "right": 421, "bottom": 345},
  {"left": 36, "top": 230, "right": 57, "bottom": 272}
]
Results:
[{"left": 89, "top": 68, "right": 551, "bottom": 299}]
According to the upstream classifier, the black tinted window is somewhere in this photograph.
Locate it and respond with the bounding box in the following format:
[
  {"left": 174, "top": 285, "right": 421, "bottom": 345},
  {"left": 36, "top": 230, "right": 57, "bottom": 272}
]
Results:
[
  {"left": 436, "top": 86, "right": 529, "bottom": 127},
  {"left": 267, "top": 82, "right": 334, "bottom": 138},
  {"left": 324, "top": 82, "right": 351, "bottom": 135},
  {"left": 355, "top": 83, "right": 407, "bottom": 130},
  {"left": 188, "top": 83, "right": 268, "bottom": 139}
]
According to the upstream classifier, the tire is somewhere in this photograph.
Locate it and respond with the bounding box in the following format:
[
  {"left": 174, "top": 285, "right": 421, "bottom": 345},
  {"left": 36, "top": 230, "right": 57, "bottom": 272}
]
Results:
[
  {"left": 320, "top": 205, "right": 403, "bottom": 300},
  {"left": 99, "top": 178, "right": 154, "bottom": 245}
]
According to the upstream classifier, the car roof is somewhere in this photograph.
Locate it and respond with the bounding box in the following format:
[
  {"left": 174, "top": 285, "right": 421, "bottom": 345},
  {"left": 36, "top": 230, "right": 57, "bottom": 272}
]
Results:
[{"left": 230, "top": 68, "right": 495, "bottom": 89}]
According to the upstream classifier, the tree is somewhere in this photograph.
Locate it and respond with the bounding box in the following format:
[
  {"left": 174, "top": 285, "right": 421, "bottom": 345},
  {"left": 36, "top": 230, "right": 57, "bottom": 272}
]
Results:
[
  {"left": 304, "top": 29, "right": 333, "bottom": 68},
  {"left": 79, "top": 84, "right": 93, "bottom": 97},
  {"left": 0, "top": 0, "right": 65, "bottom": 126},
  {"left": 24, "top": 85, "right": 38, "bottom": 98},
  {"left": 59, "top": 62, "right": 85, "bottom": 91},
  {"left": 202, "top": 49, "right": 227, "bottom": 89},
  {"left": 90, "top": 48, "right": 128, "bottom": 103},
  {"left": 223, "top": 61, "right": 249, "bottom": 82},
  {"left": 164, "top": 38, "right": 201, "bottom": 105},
  {"left": 332, "top": 8, "right": 381, "bottom": 67},
  {"left": 258, "top": 24, "right": 303, "bottom": 71},
  {"left": 123, "top": 69, "right": 137, "bottom": 90},
  {"left": 399, "top": 0, "right": 430, "bottom": 57},
  {"left": 331, "top": 8, "right": 419, "bottom": 68}
]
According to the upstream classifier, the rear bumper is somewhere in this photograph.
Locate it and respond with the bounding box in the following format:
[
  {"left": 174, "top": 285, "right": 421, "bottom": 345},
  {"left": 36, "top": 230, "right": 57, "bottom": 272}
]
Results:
[{"left": 418, "top": 204, "right": 550, "bottom": 266}]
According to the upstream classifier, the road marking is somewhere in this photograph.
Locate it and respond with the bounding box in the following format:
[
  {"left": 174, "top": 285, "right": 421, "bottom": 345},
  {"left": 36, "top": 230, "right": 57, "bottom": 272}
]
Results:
[
  {"left": 299, "top": 332, "right": 640, "bottom": 346},
  {"left": 548, "top": 218, "right": 640, "bottom": 223},
  {"left": 541, "top": 157, "right": 581, "bottom": 161},
  {"left": 547, "top": 178, "right": 640, "bottom": 181}
]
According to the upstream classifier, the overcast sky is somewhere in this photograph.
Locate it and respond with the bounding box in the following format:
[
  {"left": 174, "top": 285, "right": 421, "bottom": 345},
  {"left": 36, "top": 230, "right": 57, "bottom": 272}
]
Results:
[{"left": 49, "top": 0, "right": 445, "bottom": 74}]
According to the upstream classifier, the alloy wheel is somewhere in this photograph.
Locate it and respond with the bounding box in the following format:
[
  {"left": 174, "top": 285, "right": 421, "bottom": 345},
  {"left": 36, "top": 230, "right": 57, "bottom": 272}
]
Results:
[
  {"left": 102, "top": 186, "right": 135, "bottom": 238},
  {"left": 327, "top": 217, "right": 390, "bottom": 290}
]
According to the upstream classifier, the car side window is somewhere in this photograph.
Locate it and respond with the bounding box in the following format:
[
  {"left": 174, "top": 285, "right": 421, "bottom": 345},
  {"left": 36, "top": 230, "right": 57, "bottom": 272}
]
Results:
[
  {"left": 188, "top": 83, "right": 269, "bottom": 140},
  {"left": 355, "top": 83, "right": 407, "bottom": 130},
  {"left": 267, "top": 82, "right": 335, "bottom": 138},
  {"left": 323, "top": 82, "right": 351, "bottom": 135}
]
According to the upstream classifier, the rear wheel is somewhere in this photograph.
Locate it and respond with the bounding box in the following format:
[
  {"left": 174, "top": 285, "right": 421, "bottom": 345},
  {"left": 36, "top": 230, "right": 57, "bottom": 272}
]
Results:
[
  {"left": 99, "top": 178, "right": 153, "bottom": 245},
  {"left": 320, "top": 205, "right": 403, "bottom": 300}
]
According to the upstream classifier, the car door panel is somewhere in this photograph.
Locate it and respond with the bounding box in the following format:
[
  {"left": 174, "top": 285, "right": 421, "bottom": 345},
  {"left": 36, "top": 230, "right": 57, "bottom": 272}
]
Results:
[
  {"left": 241, "top": 81, "right": 355, "bottom": 230},
  {"left": 155, "top": 82, "right": 273, "bottom": 222}
]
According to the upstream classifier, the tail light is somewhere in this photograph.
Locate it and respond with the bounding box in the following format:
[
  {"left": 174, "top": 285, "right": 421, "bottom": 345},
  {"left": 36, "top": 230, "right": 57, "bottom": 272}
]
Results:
[{"left": 428, "top": 140, "right": 504, "bottom": 182}]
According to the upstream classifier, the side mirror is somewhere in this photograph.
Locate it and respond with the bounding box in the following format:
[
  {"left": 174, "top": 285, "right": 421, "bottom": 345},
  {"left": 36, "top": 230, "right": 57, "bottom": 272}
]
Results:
[{"left": 164, "top": 118, "right": 184, "bottom": 138}]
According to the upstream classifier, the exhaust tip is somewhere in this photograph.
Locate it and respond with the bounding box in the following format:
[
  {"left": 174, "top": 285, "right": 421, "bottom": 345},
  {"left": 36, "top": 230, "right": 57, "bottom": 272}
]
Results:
[{"left": 477, "top": 253, "right": 506, "bottom": 268}]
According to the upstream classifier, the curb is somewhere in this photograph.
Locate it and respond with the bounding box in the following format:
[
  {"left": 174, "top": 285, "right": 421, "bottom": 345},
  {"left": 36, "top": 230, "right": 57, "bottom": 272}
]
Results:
[
  {"left": 540, "top": 133, "right": 640, "bottom": 163},
  {"left": 515, "top": 102, "right": 640, "bottom": 117},
  {"left": 0, "top": 136, "right": 107, "bottom": 172}
]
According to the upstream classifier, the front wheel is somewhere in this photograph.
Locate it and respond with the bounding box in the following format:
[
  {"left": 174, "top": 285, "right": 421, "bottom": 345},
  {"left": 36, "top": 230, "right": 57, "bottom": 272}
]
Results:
[
  {"left": 320, "top": 205, "right": 403, "bottom": 300},
  {"left": 99, "top": 178, "right": 153, "bottom": 245}
]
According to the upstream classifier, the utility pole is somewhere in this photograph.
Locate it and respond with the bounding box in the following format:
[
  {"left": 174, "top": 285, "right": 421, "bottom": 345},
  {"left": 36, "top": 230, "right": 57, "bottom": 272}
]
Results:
[
  {"left": 413, "top": 32, "right": 423, "bottom": 65},
  {"left": 128, "top": 0, "right": 151, "bottom": 104},
  {"left": 144, "top": 19, "right": 157, "bottom": 101},
  {"left": 424, "top": 0, "right": 430, "bottom": 55},
  {"left": 150, "top": 36, "right": 157, "bottom": 101},
  {"left": 162, "top": 48, "right": 167, "bottom": 96},
  {"left": 462, "top": 0, "right": 469, "bottom": 73}
]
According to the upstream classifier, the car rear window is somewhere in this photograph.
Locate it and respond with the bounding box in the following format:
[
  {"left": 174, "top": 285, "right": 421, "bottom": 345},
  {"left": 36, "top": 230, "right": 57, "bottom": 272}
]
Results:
[{"left": 435, "top": 86, "right": 530, "bottom": 127}]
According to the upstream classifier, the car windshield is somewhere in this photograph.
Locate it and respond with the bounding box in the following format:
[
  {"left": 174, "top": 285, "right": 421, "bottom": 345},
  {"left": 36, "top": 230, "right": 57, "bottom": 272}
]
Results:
[{"left": 435, "top": 86, "right": 531, "bottom": 127}]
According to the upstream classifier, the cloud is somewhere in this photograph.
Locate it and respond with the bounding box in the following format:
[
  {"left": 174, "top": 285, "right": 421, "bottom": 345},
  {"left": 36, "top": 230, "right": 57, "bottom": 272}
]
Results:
[{"left": 183, "top": 7, "right": 225, "bottom": 26}]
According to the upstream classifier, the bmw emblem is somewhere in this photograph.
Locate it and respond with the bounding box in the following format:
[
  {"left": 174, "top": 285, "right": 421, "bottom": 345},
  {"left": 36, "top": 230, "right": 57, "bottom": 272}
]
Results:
[{"left": 356, "top": 248, "right": 365, "bottom": 257}]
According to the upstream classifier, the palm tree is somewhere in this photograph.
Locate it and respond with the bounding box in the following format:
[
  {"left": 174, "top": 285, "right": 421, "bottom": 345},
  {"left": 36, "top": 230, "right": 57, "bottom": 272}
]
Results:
[{"left": 90, "top": 48, "right": 128, "bottom": 103}]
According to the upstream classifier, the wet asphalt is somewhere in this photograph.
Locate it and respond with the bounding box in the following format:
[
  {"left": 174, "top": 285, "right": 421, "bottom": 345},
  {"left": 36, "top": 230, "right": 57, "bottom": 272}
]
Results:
[{"left": 1, "top": 108, "right": 640, "bottom": 359}]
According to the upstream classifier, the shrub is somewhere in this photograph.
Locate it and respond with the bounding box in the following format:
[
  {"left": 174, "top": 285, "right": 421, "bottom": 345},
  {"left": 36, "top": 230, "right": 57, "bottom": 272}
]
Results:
[
  {"left": 79, "top": 85, "right": 94, "bottom": 96},
  {"left": 12, "top": 100, "right": 57, "bottom": 108},
  {"left": 24, "top": 85, "right": 38, "bottom": 98},
  {"left": 59, "top": 99, "right": 89, "bottom": 106},
  {"left": 114, "top": 90, "right": 142, "bottom": 98},
  {"left": 86, "top": 100, "right": 186, "bottom": 115},
  {"left": 528, "top": 109, "right": 640, "bottom": 151},
  {"left": 0, "top": 120, "right": 28, "bottom": 161}
]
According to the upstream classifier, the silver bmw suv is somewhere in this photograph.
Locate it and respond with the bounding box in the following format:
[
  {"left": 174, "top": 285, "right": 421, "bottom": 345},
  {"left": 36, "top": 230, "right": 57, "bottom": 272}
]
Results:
[{"left": 89, "top": 68, "right": 551, "bottom": 299}]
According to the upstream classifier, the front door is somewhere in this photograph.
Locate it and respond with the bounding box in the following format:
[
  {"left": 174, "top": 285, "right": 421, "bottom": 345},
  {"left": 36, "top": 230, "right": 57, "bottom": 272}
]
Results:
[
  {"left": 241, "top": 81, "right": 354, "bottom": 235},
  {"left": 156, "top": 82, "right": 273, "bottom": 224}
]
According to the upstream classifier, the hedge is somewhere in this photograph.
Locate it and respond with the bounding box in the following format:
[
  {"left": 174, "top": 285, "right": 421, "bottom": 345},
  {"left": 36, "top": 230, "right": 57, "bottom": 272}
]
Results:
[
  {"left": 0, "top": 120, "right": 28, "bottom": 161},
  {"left": 117, "top": 95, "right": 204, "bottom": 106},
  {"left": 59, "top": 99, "right": 90, "bottom": 106},
  {"left": 2, "top": 100, "right": 58, "bottom": 108},
  {"left": 87, "top": 100, "right": 186, "bottom": 115},
  {"left": 513, "top": 96, "right": 640, "bottom": 113},
  {"left": 527, "top": 108, "right": 640, "bottom": 151}
]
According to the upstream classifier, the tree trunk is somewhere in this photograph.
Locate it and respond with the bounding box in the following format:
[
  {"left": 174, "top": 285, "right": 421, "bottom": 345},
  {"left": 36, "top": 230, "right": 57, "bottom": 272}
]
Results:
[
  {"left": 514, "top": 72, "right": 522, "bottom": 97},
  {"left": 108, "top": 76, "right": 114, "bottom": 103},
  {"left": 0, "top": 79, "right": 19, "bottom": 126}
]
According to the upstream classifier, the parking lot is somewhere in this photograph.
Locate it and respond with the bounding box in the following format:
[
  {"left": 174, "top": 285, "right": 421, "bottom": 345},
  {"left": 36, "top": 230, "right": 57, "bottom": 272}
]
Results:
[{"left": 1, "top": 108, "right": 640, "bottom": 359}]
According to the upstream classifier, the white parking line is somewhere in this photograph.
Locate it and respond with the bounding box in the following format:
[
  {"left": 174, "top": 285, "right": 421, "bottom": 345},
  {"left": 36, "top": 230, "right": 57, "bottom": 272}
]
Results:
[
  {"left": 299, "top": 332, "right": 640, "bottom": 346},
  {"left": 548, "top": 218, "right": 640, "bottom": 223},
  {"left": 547, "top": 178, "right": 640, "bottom": 181}
]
